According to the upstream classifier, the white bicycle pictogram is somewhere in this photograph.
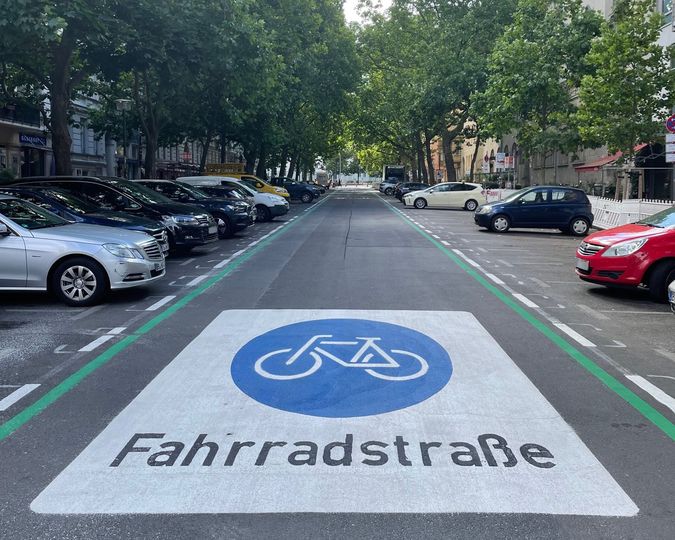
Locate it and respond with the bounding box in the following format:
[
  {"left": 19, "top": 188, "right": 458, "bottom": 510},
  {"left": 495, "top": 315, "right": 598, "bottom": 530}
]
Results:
[{"left": 254, "top": 335, "right": 429, "bottom": 381}]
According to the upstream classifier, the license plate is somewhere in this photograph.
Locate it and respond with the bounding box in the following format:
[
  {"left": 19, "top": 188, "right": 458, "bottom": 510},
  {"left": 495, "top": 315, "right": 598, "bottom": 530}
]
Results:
[
  {"left": 208, "top": 225, "right": 217, "bottom": 235},
  {"left": 154, "top": 261, "right": 165, "bottom": 272},
  {"left": 576, "top": 258, "right": 589, "bottom": 271}
]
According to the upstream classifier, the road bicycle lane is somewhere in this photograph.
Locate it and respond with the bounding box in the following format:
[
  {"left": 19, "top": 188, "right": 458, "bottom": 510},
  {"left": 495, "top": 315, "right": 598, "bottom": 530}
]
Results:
[{"left": 1, "top": 191, "right": 673, "bottom": 537}]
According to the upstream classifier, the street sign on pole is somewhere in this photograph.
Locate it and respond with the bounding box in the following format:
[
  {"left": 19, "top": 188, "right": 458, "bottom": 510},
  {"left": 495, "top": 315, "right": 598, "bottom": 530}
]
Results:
[{"left": 666, "top": 114, "right": 675, "bottom": 134}]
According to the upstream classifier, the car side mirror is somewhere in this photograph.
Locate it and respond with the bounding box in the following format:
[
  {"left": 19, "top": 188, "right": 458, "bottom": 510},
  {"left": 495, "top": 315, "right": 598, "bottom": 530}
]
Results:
[
  {"left": 0, "top": 223, "right": 10, "bottom": 236},
  {"left": 428, "top": 189, "right": 435, "bottom": 193}
]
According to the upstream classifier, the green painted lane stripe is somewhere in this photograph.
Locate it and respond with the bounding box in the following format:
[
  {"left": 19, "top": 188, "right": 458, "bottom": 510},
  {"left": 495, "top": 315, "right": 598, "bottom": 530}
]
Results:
[
  {"left": 0, "top": 197, "right": 331, "bottom": 442},
  {"left": 383, "top": 198, "right": 675, "bottom": 441}
]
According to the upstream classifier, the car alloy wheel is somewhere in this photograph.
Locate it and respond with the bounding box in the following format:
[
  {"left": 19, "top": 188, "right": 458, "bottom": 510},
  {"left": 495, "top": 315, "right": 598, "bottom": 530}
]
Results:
[
  {"left": 301, "top": 192, "right": 313, "bottom": 203},
  {"left": 570, "top": 218, "right": 590, "bottom": 236},
  {"left": 465, "top": 199, "right": 478, "bottom": 211},
  {"left": 52, "top": 257, "right": 107, "bottom": 306},
  {"left": 385, "top": 188, "right": 394, "bottom": 196},
  {"left": 256, "top": 204, "right": 271, "bottom": 222},
  {"left": 414, "top": 198, "right": 427, "bottom": 209},
  {"left": 217, "top": 216, "right": 233, "bottom": 238},
  {"left": 490, "top": 214, "right": 510, "bottom": 233}
]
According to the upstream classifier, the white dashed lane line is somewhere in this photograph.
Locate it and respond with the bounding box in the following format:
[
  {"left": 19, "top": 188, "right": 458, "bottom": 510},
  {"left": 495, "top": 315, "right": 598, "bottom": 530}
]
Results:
[
  {"left": 185, "top": 275, "right": 209, "bottom": 287},
  {"left": 78, "top": 327, "right": 127, "bottom": 352},
  {"left": 145, "top": 296, "right": 176, "bottom": 312},
  {"left": 512, "top": 293, "right": 540, "bottom": 309},
  {"left": 0, "top": 384, "right": 41, "bottom": 411},
  {"left": 553, "top": 323, "right": 596, "bottom": 348},
  {"left": 625, "top": 375, "right": 675, "bottom": 414}
]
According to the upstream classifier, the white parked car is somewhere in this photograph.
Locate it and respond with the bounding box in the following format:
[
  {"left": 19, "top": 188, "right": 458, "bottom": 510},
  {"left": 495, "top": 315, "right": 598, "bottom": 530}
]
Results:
[
  {"left": 178, "top": 176, "right": 289, "bottom": 222},
  {"left": 0, "top": 195, "right": 165, "bottom": 306},
  {"left": 403, "top": 182, "right": 486, "bottom": 211}
]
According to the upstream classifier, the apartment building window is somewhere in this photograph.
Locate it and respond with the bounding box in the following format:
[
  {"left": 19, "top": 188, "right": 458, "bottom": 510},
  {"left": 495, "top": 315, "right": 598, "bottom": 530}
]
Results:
[{"left": 663, "top": 0, "right": 672, "bottom": 25}]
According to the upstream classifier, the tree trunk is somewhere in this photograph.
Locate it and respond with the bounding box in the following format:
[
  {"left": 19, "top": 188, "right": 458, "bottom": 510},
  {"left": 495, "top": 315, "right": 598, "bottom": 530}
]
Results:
[
  {"left": 287, "top": 153, "right": 299, "bottom": 179},
  {"left": 424, "top": 130, "right": 435, "bottom": 183},
  {"left": 243, "top": 145, "right": 256, "bottom": 173},
  {"left": 469, "top": 135, "right": 481, "bottom": 183},
  {"left": 440, "top": 128, "right": 457, "bottom": 182},
  {"left": 50, "top": 38, "right": 75, "bottom": 175},
  {"left": 199, "top": 132, "right": 212, "bottom": 173},
  {"left": 143, "top": 125, "right": 158, "bottom": 179},
  {"left": 416, "top": 132, "right": 427, "bottom": 181},
  {"left": 278, "top": 147, "right": 289, "bottom": 177},
  {"left": 219, "top": 131, "right": 227, "bottom": 163},
  {"left": 255, "top": 142, "right": 267, "bottom": 178}
]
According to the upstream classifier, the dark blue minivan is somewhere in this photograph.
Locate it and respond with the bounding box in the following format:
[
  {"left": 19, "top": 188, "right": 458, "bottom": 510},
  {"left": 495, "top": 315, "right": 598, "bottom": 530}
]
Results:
[{"left": 474, "top": 186, "right": 594, "bottom": 236}]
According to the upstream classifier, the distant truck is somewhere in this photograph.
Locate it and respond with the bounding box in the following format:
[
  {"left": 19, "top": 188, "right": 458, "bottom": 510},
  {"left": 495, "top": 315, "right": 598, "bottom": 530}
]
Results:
[
  {"left": 382, "top": 165, "right": 405, "bottom": 184},
  {"left": 315, "top": 170, "right": 330, "bottom": 187}
]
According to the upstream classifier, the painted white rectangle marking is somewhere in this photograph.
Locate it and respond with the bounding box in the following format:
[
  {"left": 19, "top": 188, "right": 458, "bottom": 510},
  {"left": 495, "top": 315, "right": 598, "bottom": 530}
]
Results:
[
  {"left": 185, "top": 275, "right": 208, "bottom": 287},
  {"left": 485, "top": 273, "right": 505, "bottom": 285},
  {"left": 213, "top": 258, "right": 232, "bottom": 269},
  {"left": 0, "top": 384, "right": 40, "bottom": 411},
  {"left": 441, "top": 240, "right": 450, "bottom": 246},
  {"left": 625, "top": 375, "right": 675, "bottom": 414},
  {"left": 452, "top": 249, "right": 481, "bottom": 268},
  {"left": 432, "top": 234, "right": 440, "bottom": 239},
  {"left": 145, "top": 296, "right": 176, "bottom": 312},
  {"left": 554, "top": 323, "right": 596, "bottom": 348},
  {"left": 78, "top": 335, "right": 115, "bottom": 352},
  {"left": 32, "top": 310, "right": 636, "bottom": 516},
  {"left": 513, "top": 294, "right": 539, "bottom": 309}
]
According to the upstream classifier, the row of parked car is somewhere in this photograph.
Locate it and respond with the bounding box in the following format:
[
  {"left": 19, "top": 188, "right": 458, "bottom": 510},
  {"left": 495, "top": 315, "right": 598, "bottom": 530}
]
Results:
[
  {"left": 380, "top": 180, "right": 675, "bottom": 309},
  {"left": 0, "top": 174, "right": 323, "bottom": 306}
]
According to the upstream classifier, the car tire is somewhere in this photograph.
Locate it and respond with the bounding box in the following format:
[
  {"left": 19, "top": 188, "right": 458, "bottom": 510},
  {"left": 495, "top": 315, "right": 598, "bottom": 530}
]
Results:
[
  {"left": 464, "top": 199, "right": 478, "bottom": 212},
  {"left": 647, "top": 260, "right": 675, "bottom": 302},
  {"left": 490, "top": 214, "right": 511, "bottom": 233},
  {"left": 256, "top": 204, "right": 271, "bottom": 222},
  {"left": 414, "top": 198, "right": 427, "bottom": 209},
  {"left": 385, "top": 187, "right": 394, "bottom": 196},
  {"left": 51, "top": 257, "right": 108, "bottom": 307},
  {"left": 301, "top": 192, "right": 313, "bottom": 203},
  {"left": 569, "top": 217, "right": 590, "bottom": 236},
  {"left": 215, "top": 214, "right": 234, "bottom": 238}
]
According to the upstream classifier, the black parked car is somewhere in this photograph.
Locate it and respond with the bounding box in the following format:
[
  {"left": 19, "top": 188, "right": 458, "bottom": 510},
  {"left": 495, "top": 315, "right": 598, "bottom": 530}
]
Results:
[
  {"left": 270, "top": 177, "right": 321, "bottom": 203},
  {"left": 135, "top": 180, "right": 254, "bottom": 237},
  {"left": 0, "top": 186, "right": 169, "bottom": 253},
  {"left": 13, "top": 176, "right": 218, "bottom": 252},
  {"left": 474, "top": 186, "right": 594, "bottom": 235},
  {"left": 394, "top": 182, "right": 430, "bottom": 201}
]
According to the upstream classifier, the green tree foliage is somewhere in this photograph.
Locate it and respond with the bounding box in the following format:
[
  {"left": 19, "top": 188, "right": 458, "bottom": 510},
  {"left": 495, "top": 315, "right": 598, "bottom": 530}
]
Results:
[
  {"left": 577, "top": 0, "right": 675, "bottom": 159},
  {"left": 474, "top": 0, "right": 602, "bottom": 167}
]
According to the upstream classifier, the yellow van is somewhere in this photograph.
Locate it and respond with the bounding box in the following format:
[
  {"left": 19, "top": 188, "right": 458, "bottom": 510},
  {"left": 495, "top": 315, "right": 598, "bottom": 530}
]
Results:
[{"left": 205, "top": 165, "right": 289, "bottom": 199}]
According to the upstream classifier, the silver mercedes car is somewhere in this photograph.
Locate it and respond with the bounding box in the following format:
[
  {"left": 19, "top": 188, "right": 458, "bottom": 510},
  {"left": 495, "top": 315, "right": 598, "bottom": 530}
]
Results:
[{"left": 0, "top": 194, "right": 166, "bottom": 306}]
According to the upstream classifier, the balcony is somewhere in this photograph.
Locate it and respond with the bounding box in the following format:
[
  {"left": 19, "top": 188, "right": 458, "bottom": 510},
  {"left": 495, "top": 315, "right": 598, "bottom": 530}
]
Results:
[{"left": 0, "top": 103, "right": 41, "bottom": 128}]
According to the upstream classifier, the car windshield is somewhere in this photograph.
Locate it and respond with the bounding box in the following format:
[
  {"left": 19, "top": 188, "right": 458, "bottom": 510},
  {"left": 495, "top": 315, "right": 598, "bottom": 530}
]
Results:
[
  {"left": 499, "top": 188, "right": 530, "bottom": 203},
  {"left": 239, "top": 179, "right": 259, "bottom": 192},
  {"left": 0, "top": 198, "right": 68, "bottom": 230},
  {"left": 172, "top": 182, "right": 210, "bottom": 199},
  {"left": 41, "top": 189, "right": 100, "bottom": 214},
  {"left": 638, "top": 206, "right": 675, "bottom": 228},
  {"left": 104, "top": 178, "right": 173, "bottom": 205}
]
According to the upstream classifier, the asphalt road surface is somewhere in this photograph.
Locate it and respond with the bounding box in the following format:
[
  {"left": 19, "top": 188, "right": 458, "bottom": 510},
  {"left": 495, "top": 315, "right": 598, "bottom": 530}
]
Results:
[{"left": 1, "top": 188, "right": 673, "bottom": 539}]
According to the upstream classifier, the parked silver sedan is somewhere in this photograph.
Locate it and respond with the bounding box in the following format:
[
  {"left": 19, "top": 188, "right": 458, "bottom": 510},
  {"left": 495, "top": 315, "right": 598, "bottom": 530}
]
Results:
[{"left": 0, "top": 195, "right": 166, "bottom": 306}]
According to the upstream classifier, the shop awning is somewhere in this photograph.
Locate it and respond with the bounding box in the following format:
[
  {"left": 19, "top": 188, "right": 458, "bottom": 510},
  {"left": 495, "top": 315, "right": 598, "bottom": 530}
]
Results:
[{"left": 574, "top": 144, "right": 648, "bottom": 173}]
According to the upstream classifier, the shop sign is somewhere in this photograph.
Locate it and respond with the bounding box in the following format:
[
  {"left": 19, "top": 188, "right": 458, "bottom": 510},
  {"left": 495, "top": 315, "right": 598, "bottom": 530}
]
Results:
[{"left": 19, "top": 133, "right": 47, "bottom": 147}]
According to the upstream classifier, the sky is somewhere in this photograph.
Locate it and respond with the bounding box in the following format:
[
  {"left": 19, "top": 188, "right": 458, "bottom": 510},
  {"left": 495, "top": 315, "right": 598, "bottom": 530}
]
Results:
[{"left": 343, "top": 0, "right": 392, "bottom": 23}]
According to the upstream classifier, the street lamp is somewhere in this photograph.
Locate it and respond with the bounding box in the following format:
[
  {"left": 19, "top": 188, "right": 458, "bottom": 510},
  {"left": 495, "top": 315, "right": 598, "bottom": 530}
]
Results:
[{"left": 115, "top": 99, "right": 132, "bottom": 178}]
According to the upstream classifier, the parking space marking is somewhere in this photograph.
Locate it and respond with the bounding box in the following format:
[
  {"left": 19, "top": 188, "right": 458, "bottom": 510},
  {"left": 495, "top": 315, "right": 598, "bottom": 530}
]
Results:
[
  {"left": 553, "top": 323, "right": 596, "bottom": 348},
  {"left": 441, "top": 240, "right": 450, "bottom": 246},
  {"left": 625, "top": 375, "right": 675, "bottom": 414},
  {"left": 529, "top": 277, "right": 551, "bottom": 289},
  {"left": 0, "top": 384, "right": 41, "bottom": 411},
  {"left": 78, "top": 327, "right": 127, "bottom": 352},
  {"left": 145, "top": 296, "right": 176, "bottom": 312},
  {"left": 497, "top": 259, "right": 514, "bottom": 268},
  {"left": 576, "top": 304, "right": 611, "bottom": 321},
  {"left": 70, "top": 305, "right": 104, "bottom": 320},
  {"left": 655, "top": 348, "right": 675, "bottom": 363},
  {"left": 484, "top": 273, "right": 505, "bottom": 285},
  {"left": 451, "top": 249, "right": 480, "bottom": 268},
  {"left": 32, "top": 310, "right": 638, "bottom": 516},
  {"left": 512, "top": 293, "right": 539, "bottom": 309},
  {"left": 179, "top": 258, "right": 196, "bottom": 266}
]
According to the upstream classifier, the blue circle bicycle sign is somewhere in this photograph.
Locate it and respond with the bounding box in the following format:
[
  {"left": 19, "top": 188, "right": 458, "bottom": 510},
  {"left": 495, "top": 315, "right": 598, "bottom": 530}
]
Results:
[{"left": 231, "top": 318, "right": 453, "bottom": 417}]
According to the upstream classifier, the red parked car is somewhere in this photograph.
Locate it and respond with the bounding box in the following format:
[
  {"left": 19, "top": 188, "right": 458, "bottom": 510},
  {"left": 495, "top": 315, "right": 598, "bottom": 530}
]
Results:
[{"left": 575, "top": 206, "right": 675, "bottom": 301}]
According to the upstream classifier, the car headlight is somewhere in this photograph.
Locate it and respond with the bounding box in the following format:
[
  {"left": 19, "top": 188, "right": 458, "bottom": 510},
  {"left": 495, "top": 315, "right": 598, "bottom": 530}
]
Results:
[
  {"left": 477, "top": 205, "right": 493, "bottom": 214},
  {"left": 103, "top": 243, "right": 143, "bottom": 259},
  {"left": 173, "top": 215, "right": 199, "bottom": 225},
  {"left": 601, "top": 238, "right": 648, "bottom": 257}
]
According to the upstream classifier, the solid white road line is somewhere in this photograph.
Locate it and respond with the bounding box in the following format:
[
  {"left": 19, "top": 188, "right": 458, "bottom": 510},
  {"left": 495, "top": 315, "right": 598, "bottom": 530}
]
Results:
[
  {"left": 512, "top": 293, "right": 540, "bottom": 309},
  {"left": 0, "top": 384, "right": 41, "bottom": 411},
  {"left": 625, "top": 375, "right": 675, "bottom": 414},
  {"left": 554, "top": 323, "right": 596, "bottom": 348},
  {"left": 145, "top": 296, "right": 176, "bottom": 312},
  {"left": 185, "top": 275, "right": 209, "bottom": 287}
]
